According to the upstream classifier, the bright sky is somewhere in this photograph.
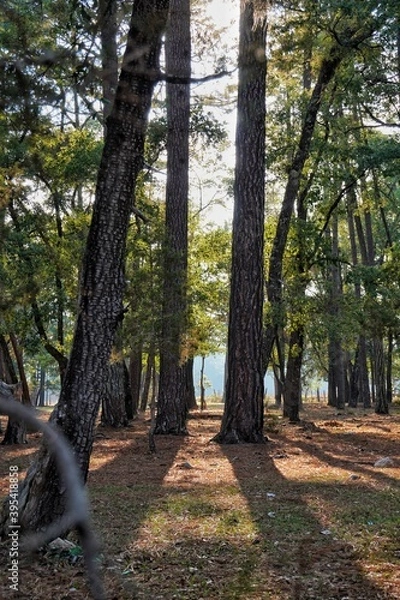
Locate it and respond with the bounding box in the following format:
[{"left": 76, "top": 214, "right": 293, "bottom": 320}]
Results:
[{"left": 189, "top": 0, "right": 239, "bottom": 227}]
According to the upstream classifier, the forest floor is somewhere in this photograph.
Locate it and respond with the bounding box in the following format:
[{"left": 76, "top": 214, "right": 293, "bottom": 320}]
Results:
[{"left": 0, "top": 402, "right": 400, "bottom": 600}]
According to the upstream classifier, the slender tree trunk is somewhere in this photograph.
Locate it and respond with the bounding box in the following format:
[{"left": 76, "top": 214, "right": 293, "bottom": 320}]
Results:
[
  {"left": 155, "top": 0, "right": 191, "bottom": 435},
  {"left": 272, "top": 332, "right": 285, "bottom": 407},
  {"left": 140, "top": 347, "right": 155, "bottom": 412},
  {"left": 129, "top": 344, "right": 142, "bottom": 418},
  {"left": 359, "top": 335, "right": 371, "bottom": 408},
  {"left": 326, "top": 216, "right": 346, "bottom": 410},
  {"left": 373, "top": 337, "right": 388, "bottom": 414},
  {"left": 273, "top": 373, "right": 283, "bottom": 408},
  {"left": 214, "top": 1, "right": 267, "bottom": 444},
  {"left": 263, "top": 46, "right": 344, "bottom": 366},
  {"left": 386, "top": 331, "right": 393, "bottom": 405},
  {"left": 9, "top": 332, "right": 30, "bottom": 405},
  {"left": 200, "top": 355, "right": 207, "bottom": 411},
  {"left": 8, "top": 202, "right": 68, "bottom": 382},
  {"left": 185, "top": 358, "right": 197, "bottom": 410},
  {"left": 0, "top": 0, "right": 170, "bottom": 536},
  {"left": 328, "top": 339, "right": 337, "bottom": 407},
  {"left": 283, "top": 329, "right": 303, "bottom": 422}
]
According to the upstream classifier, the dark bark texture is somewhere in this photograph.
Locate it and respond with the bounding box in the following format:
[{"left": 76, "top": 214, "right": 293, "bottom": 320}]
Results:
[
  {"left": 214, "top": 1, "right": 267, "bottom": 444},
  {"left": 0, "top": 0, "right": 170, "bottom": 536},
  {"left": 155, "top": 0, "right": 191, "bottom": 435},
  {"left": 101, "top": 361, "right": 130, "bottom": 427}
]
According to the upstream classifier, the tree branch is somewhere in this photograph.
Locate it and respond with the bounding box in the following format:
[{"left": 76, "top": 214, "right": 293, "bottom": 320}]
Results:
[
  {"left": 0, "top": 383, "right": 105, "bottom": 600},
  {"left": 160, "top": 68, "right": 236, "bottom": 85}
]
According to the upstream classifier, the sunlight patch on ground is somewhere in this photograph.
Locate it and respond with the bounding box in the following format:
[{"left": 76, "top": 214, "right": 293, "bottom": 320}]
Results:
[{"left": 129, "top": 443, "right": 260, "bottom": 553}]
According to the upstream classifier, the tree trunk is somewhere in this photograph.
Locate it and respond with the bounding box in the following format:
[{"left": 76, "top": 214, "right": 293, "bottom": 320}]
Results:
[
  {"left": 214, "top": 1, "right": 267, "bottom": 444},
  {"left": 0, "top": 0, "right": 170, "bottom": 537},
  {"left": 199, "top": 355, "right": 207, "bottom": 411},
  {"left": 140, "top": 346, "right": 156, "bottom": 412},
  {"left": 273, "top": 372, "right": 283, "bottom": 408},
  {"left": 129, "top": 345, "right": 142, "bottom": 418},
  {"left": 328, "top": 339, "right": 337, "bottom": 407},
  {"left": 374, "top": 337, "right": 388, "bottom": 414},
  {"left": 99, "top": 0, "right": 119, "bottom": 129},
  {"left": 8, "top": 202, "right": 68, "bottom": 383},
  {"left": 185, "top": 357, "right": 197, "bottom": 410},
  {"left": 9, "top": 332, "right": 31, "bottom": 405},
  {"left": 283, "top": 329, "right": 304, "bottom": 422},
  {"left": 359, "top": 335, "right": 371, "bottom": 408},
  {"left": 386, "top": 331, "right": 393, "bottom": 405},
  {"left": 155, "top": 0, "right": 191, "bottom": 435},
  {"left": 263, "top": 45, "right": 344, "bottom": 367},
  {"left": 101, "top": 361, "right": 129, "bottom": 427},
  {"left": 0, "top": 334, "right": 27, "bottom": 445},
  {"left": 0, "top": 381, "right": 26, "bottom": 445}
]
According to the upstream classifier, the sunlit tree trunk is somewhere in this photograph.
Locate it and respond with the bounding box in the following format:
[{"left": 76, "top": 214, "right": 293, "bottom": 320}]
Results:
[{"left": 199, "top": 355, "right": 207, "bottom": 411}]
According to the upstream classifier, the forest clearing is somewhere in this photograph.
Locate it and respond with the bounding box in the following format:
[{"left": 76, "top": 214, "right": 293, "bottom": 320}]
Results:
[
  {"left": 1, "top": 403, "right": 399, "bottom": 600},
  {"left": 1, "top": 1, "right": 400, "bottom": 598}
]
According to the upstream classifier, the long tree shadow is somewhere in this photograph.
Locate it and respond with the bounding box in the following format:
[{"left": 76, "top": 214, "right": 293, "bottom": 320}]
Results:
[
  {"left": 219, "top": 429, "right": 400, "bottom": 600},
  {"left": 0, "top": 414, "right": 187, "bottom": 599},
  {"left": 281, "top": 419, "right": 400, "bottom": 488},
  {"left": 2, "top": 411, "right": 399, "bottom": 599},
  {"left": 87, "top": 418, "right": 188, "bottom": 552}
]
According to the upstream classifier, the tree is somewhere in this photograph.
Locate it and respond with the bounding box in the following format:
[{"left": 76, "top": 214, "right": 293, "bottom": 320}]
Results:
[
  {"left": 0, "top": 333, "right": 27, "bottom": 444},
  {"left": 155, "top": 0, "right": 191, "bottom": 435},
  {"left": 214, "top": 0, "right": 267, "bottom": 444},
  {"left": 264, "top": 8, "right": 377, "bottom": 372},
  {"left": 0, "top": 0, "right": 170, "bottom": 536}
]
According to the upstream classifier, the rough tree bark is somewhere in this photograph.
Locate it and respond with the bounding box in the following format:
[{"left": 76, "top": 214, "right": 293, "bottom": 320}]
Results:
[
  {"left": 155, "top": 0, "right": 191, "bottom": 435},
  {"left": 99, "top": 0, "right": 119, "bottom": 128},
  {"left": 0, "top": 0, "right": 170, "bottom": 536},
  {"left": 213, "top": 1, "right": 267, "bottom": 444},
  {"left": 101, "top": 360, "right": 130, "bottom": 427}
]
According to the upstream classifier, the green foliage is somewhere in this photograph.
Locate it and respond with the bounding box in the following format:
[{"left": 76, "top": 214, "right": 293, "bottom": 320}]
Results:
[{"left": 29, "top": 127, "right": 102, "bottom": 191}]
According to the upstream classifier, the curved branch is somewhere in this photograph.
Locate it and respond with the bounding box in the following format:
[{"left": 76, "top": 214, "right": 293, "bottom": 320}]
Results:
[{"left": 0, "top": 383, "right": 105, "bottom": 600}]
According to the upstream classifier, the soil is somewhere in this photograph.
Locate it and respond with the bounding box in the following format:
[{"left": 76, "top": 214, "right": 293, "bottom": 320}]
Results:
[{"left": 0, "top": 403, "right": 399, "bottom": 600}]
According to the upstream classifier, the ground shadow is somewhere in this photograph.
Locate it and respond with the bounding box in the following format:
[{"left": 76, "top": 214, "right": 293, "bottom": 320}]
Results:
[
  {"left": 219, "top": 423, "right": 399, "bottom": 600},
  {"left": 1, "top": 410, "right": 399, "bottom": 599},
  {"left": 0, "top": 413, "right": 186, "bottom": 599}
]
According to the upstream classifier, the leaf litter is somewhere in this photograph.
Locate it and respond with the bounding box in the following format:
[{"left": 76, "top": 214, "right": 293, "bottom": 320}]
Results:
[{"left": 0, "top": 403, "right": 399, "bottom": 599}]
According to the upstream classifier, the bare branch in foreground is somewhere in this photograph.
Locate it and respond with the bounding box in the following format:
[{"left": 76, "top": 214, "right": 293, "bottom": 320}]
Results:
[{"left": 0, "top": 384, "right": 106, "bottom": 600}]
